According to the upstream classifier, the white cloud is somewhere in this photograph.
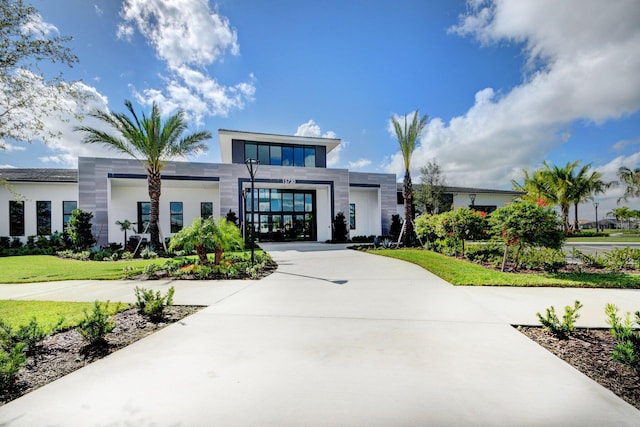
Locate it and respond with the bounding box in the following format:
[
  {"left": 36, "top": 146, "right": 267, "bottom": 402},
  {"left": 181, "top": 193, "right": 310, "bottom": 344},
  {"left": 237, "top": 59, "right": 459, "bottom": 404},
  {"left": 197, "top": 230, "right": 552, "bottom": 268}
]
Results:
[
  {"left": 118, "top": 0, "right": 254, "bottom": 120},
  {"left": 1, "top": 143, "right": 26, "bottom": 152},
  {"left": 348, "top": 159, "right": 371, "bottom": 169},
  {"left": 386, "top": 0, "right": 640, "bottom": 189},
  {"left": 94, "top": 5, "right": 103, "bottom": 16},
  {"left": 294, "top": 120, "right": 343, "bottom": 167}
]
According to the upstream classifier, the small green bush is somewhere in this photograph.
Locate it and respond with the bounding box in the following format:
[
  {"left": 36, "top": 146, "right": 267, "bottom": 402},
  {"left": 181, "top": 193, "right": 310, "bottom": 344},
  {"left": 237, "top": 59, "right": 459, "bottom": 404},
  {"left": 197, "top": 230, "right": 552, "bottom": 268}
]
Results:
[
  {"left": 0, "top": 343, "right": 26, "bottom": 390},
  {"left": 77, "top": 301, "right": 115, "bottom": 345},
  {"left": 519, "top": 247, "right": 567, "bottom": 272},
  {"left": 140, "top": 247, "right": 158, "bottom": 259},
  {"left": 121, "top": 251, "right": 134, "bottom": 260},
  {"left": 134, "top": 286, "right": 175, "bottom": 320},
  {"left": 14, "top": 318, "right": 47, "bottom": 354},
  {"left": 536, "top": 300, "right": 582, "bottom": 338},
  {"left": 605, "top": 304, "right": 640, "bottom": 368}
]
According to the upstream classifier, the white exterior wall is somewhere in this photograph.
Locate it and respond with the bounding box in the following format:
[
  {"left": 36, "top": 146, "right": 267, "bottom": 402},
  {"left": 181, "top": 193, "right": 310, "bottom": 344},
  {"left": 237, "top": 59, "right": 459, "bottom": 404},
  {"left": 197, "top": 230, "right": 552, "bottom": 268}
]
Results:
[
  {"left": 0, "top": 182, "right": 77, "bottom": 240},
  {"left": 109, "top": 180, "right": 220, "bottom": 245},
  {"left": 349, "top": 188, "right": 381, "bottom": 237}
]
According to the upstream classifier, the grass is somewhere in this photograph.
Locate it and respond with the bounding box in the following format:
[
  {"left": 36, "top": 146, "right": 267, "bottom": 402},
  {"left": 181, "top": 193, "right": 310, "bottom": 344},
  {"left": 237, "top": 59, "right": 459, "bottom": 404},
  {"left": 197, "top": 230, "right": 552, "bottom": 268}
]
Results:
[
  {"left": 566, "top": 236, "right": 640, "bottom": 243},
  {"left": 0, "top": 300, "right": 129, "bottom": 333},
  {"left": 372, "top": 248, "right": 640, "bottom": 288},
  {"left": 0, "top": 255, "right": 159, "bottom": 283}
]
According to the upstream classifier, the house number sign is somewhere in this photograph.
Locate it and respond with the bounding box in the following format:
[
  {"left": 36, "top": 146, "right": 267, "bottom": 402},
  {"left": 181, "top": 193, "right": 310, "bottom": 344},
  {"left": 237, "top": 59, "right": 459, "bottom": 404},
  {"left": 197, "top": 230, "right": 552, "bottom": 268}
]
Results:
[{"left": 282, "top": 177, "right": 296, "bottom": 184}]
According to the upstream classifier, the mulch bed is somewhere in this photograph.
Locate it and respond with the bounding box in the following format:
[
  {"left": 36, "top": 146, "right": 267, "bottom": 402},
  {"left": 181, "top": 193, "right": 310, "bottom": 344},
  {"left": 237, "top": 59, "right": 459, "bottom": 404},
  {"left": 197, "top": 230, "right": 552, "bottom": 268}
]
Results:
[
  {"left": 518, "top": 326, "right": 640, "bottom": 410},
  {"left": 0, "top": 305, "right": 203, "bottom": 406}
]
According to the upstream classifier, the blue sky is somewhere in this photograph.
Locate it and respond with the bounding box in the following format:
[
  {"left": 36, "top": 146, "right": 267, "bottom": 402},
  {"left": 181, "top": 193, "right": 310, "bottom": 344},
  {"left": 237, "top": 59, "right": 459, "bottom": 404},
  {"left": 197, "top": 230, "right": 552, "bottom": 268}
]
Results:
[{"left": 2, "top": 0, "right": 640, "bottom": 218}]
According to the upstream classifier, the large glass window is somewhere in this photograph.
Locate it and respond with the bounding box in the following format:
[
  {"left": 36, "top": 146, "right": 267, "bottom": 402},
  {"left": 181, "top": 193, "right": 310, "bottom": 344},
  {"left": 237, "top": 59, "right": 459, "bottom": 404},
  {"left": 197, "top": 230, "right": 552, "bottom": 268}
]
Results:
[
  {"left": 259, "top": 189, "right": 270, "bottom": 212},
  {"left": 9, "top": 201, "right": 24, "bottom": 236},
  {"left": 270, "top": 145, "right": 282, "bottom": 166},
  {"left": 36, "top": 201, "right": 51, "bottom": 236},
  {"left": 62, "top": 201, "right": 77, "bottom": 229},
  {"left": 294, "top": 193, "right": 304, "bottom": 212},
  {"left": 201, "top": 202, "right": 213, "bottom": 218},
  {"left": 282, "top": 192, "right": 293, "bottom": 211},
  {"left": 282, "top": 146, "right": 293, "bottom": 166},
  {"left": 245, "top": 143, "right": 257, "bottom": 161},
  {"left": 304, "top": 147, "right": 316, "bottom": 167},
  {"left": 258, "top": 144, "right": 270, "bottom": 165},
  {"left": 137, "top": 202, "right": 150, "bottom": 233},
  {"left": 294, "top": 147, "right": 305, "bottom": 167},
  {"left": 170, "top": 202, "right": 183, "bottom": 233},
  {"left": 270, "top": 189, "right": 282, "bottom": 211}
]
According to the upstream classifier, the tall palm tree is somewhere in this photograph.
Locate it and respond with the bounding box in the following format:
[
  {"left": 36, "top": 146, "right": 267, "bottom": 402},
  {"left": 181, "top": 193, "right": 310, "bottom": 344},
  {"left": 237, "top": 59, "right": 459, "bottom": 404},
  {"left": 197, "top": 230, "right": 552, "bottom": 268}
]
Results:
[
  {"left": 511, "top": 168, "right": 552, "bottom": 205},
  {"left": 617, "top": 166, "right": 640, "bottom": 203},
  {"left": 76, "top": 100, "right": 211, "bottom": 251},
  {"left": 568, "top": 163, "right": 615, "bottom": 231},
  {"left": 392, "top": 110, "right": 427, "bottom": 246},
  {"left": 538, "top": 160, "right": 580, "bottom": 233}
]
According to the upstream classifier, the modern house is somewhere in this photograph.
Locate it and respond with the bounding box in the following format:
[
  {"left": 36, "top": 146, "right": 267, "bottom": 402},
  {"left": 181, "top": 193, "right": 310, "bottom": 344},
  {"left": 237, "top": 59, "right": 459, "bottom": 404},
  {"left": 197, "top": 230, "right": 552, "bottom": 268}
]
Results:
[{"left": 1, "top": 129, "right": 523, "bottom": 247}]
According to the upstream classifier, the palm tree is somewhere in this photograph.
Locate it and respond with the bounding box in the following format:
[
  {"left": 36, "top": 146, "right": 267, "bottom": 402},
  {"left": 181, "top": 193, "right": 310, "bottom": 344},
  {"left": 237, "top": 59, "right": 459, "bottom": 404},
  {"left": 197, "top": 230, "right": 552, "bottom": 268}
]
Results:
[
  {"left": 511, "top": 168, "right": 552, "bottom": 206},
  {"left": 607, "top": 206, "right": 632, "bottom": 229},
  {"left": 168, "top": 217, "right": 243, "bottom": 266},
  {"left": 392, "top": 110, "right": 427, "bottom": 246},
  {"left": 568, "top": 163, "right": 615, "bottom": 231},
  {"left": 115, "top": 219, "right": 133, "bottom": 246},
  {"left": 538, "top": 160, "right": 580, "bottom": 233},
  {"left": 76, "top": 100, "right": 211, "bottom": 251},
  {"left": 617, "top": 166, "right": 640, "bottom": 203}
]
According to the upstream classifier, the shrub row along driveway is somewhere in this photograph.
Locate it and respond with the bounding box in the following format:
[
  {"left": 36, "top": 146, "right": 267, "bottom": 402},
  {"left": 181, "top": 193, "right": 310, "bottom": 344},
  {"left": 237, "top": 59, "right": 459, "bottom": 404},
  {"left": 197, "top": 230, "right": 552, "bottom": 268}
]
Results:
[{"left": 0, "top": 243, "right": 639, "bottom": 426}]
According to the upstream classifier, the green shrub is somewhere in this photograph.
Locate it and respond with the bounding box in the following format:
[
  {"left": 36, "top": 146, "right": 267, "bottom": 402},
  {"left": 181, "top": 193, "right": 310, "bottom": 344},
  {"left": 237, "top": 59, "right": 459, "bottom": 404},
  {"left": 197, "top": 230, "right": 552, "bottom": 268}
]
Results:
[
  {"left": 465, "top": 243, "right": 503, "bottom": 264},
  {"left": 67, "top": 209, "right": 96, "bottom": 251},
  {"left": 77, "top": 301, "right": 115, "bottom": 345},
  {"left": 536, "top": 301, "right": 582, "bottom": 338},
  {"left": 140, "top": 247, "right": 158, "bottom": 259},
  {"left": 519, "top": 247, "right": 567, "bottom": 272},
  {"left": 134, "top": 286, "right": 175, "bottom": 320},
  {"left": 570, "top": 248, "right": 605, "bottom": 269},
  {"left": 14, "top": 318, "right": 47, "bottom": 354},
  {"left": 121, "top": 251, "right": 134, "bottom": 260},
  {"left": 605, "top": 304, "right": 640, "bottom": 368},
  {"left": 0, "top": 343, "right": 26, "bottom": 390}
]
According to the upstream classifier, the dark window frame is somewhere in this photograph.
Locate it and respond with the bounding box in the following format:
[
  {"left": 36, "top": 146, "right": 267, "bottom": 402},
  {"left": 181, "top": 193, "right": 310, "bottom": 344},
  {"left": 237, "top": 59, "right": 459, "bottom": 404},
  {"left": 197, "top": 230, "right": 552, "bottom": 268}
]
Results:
[
  {"left": 349, "top": 203, "right": 356, "bottom": 230},
  {"left": 170, "top": 201, "right": 183, "bottom": 233},
  {"left": 36, "top": 200, "right": 52, "bottom": 236},
  {"left": 137, "top": 201, "right": 151, "bottom": 233},
  {"left": 62, "top": 201, "right": 77, "bottom": 229},
  {"left": 201, "top": 202, "right": 213, "bottom": 219},
  {"left": 9, "top": 201, "right": 24, "bottom": 236}
]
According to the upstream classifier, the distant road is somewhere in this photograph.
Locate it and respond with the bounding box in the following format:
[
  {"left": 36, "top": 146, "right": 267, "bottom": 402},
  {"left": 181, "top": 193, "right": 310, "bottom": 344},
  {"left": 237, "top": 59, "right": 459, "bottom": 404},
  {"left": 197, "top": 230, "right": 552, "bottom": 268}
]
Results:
[{"left": 563, "top": 241, "right": 640, "bottom": 257}]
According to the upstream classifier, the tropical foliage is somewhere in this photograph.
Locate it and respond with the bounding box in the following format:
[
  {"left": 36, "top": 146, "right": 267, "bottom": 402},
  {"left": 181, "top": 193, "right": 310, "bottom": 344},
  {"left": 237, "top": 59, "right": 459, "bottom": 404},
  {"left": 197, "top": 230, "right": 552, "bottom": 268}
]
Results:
[
  {"left": 513, "top": 160, "right": 614, "bottom": 232},
  {"left": 391, "top": 111, "right": 428, "bottom": 246},
  {"left": 415, "top": 208, "right": 487, "bottom": 256},
  {"left": 168, "top": 217, "right": 243, "bottom": 266},
  {"left": 617, "top": 166, "right": 640, "bottom": 203},
  {"left": 76, "top": 100, "right": 211, "bottom": 251}
]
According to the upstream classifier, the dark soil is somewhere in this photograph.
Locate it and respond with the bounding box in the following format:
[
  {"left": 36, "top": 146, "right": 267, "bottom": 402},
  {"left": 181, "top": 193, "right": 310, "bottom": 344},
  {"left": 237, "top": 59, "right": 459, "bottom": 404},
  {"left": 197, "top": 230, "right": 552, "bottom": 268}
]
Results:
[
  {"left": 518, "top": 326, "right": 640, "bottom": 410},
  {"left": 0, "top": 305, "right": 203, "bottom": 406}
]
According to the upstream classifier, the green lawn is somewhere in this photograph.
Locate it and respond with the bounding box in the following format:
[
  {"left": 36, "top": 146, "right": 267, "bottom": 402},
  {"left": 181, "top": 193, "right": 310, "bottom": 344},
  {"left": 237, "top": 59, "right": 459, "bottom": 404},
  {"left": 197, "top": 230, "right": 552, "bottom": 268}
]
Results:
[
  {"left": 0, "top": 255, "right": 160, "bottom": 283},
  {"left": 0, "top": 300, "right": 129, "bottom": 332},
  {"left": 372, "top": 248, "right": 640, "bottom": 288},
  {"left": 566, "top": 236, "right": 640, "bottom": 243}
]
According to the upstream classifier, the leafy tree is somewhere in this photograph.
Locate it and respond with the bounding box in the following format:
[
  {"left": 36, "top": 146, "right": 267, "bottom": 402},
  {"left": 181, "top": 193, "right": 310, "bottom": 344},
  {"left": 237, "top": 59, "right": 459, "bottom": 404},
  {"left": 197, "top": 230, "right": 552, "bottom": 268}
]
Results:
[
  {"left": 0, "top": 0, "right": 83, "bottom": 148},
  {"left": 607, "top": 206, "right": 640, "bottom": 230},
  {"left": 169, "top": 217, "right": 243, "bottom": 266},
  {"left": 66, "top": 209, "right": 95, "bottom": 251},
  {"left": 389, "top": 214, "right": 402, "bottom": 241},
  {"left": 415, "top": 160, "right": 446, "bottom": 214},
  {"left": 428, "top": 208, "right": 487, "bottom": 257},
  {"left": 225, "top": 209, "right": 239, "bottom": 226},
  {"left": 489, "top": 202, "right": 564, "bottom": 271},
  {"left": 76, "top": 100, "right": 211, "bottom": 251},
  {"left": 617, "top": 166, "right": 640, "bottom": 203},
  {"left": 391, "top": 111, "right": 428, "bottom": 246},
  {"left": 115, "top": 219, "right": 133, "bottom": 245}
]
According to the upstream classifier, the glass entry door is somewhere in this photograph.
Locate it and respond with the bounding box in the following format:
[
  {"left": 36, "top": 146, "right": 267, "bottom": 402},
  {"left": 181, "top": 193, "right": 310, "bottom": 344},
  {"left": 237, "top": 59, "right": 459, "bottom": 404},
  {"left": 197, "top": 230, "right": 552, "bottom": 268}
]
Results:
[{"left": 245, "top": 189, "right": 316, "bottom": 241}]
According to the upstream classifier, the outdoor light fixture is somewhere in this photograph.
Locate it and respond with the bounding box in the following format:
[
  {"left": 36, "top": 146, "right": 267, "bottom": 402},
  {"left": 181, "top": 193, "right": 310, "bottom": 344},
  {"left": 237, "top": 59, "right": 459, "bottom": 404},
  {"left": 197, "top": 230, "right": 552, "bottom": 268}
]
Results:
[
  {"left": 469, "top": 193, "right": 476, "bottom": 208},
  {"left": 245, "top": 158, "right": 259, "bottom": 264},
  {"left": 594, "top": 202, "right": 599, "bottom": 233}
]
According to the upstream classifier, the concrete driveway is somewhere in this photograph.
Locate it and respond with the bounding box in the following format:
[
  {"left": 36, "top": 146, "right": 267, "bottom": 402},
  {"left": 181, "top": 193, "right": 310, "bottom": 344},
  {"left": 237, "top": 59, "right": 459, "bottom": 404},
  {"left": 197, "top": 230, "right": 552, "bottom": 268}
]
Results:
[{"left": 0, "top": 243, "right": 639, "bottom": 426}]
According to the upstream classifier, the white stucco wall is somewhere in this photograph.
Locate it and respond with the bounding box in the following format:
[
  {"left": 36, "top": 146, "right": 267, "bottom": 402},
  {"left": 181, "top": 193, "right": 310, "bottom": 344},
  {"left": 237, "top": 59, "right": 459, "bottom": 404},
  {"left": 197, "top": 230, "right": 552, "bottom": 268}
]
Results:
[
  {"left": 0, "top": 182, "right": 77, "bottom": 240},
  {"left": 316, "top": 186, "right": 331, "bottom": 241},
  {"left": 349, "top": 188, "right": 381, "bottom": 237},
  {"left": 451, "top": 193, "right": 516, "bottom": 210},
  {"left": 109, "top": 180, "right": 220, "bottom": 245}
]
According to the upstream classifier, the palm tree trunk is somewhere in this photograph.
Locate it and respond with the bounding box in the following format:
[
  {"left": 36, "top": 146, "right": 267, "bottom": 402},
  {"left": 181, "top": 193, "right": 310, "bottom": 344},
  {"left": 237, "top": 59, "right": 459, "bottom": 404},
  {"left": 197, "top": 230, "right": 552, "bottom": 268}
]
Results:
[
  {"left": 573, "top": 203, "right": 580, "bottom": 232},
  {"left": 148, "top": 170, "right": 162, "bottom": 252},
  {"left": 403, "top": 170, "right": 414, "bottom": 247}
]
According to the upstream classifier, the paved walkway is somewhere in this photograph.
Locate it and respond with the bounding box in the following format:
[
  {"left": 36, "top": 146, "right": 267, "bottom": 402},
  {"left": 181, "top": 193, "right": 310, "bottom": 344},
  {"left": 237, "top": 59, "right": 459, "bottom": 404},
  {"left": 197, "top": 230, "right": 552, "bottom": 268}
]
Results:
[{"left": 0, "top": 243, "right": 639, "bottom": 425}]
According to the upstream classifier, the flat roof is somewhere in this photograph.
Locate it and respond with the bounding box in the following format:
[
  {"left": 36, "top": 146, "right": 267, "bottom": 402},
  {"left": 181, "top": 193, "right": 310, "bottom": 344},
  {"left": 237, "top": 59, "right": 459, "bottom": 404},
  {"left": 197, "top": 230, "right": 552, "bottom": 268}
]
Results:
[
  {"left": 0, "top": 168, "right": 78, "bottom": 183},
  {"left": 218, "top": 129, "right": 341, "bottom": 164},
  {"left": 396, "top": 183, "right": 525, "bottom": 196}
]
